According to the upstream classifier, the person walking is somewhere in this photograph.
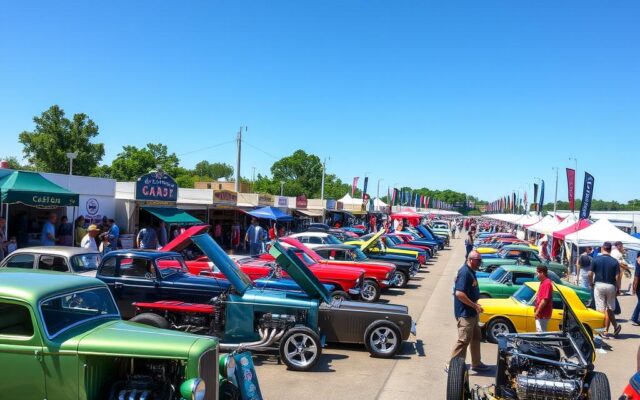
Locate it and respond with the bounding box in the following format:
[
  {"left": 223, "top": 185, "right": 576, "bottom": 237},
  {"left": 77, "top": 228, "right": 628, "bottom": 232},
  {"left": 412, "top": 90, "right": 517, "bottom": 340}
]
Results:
[
  {"left": 590, "top": 242, "right": 622, "bottom": 338},
  {"left": 137, "top": 223, "right": 159, "bottom": 249},
  {"left": 245, "top": 218, "right": 265, "bottom": 256},
  {"left": 448, "top": 250, "right": 488, "bottom": 372},
  {"left": 80, "top": 225, "right": 101, "bottom": 251},
  {"left": 612, "top": 241, "right": 631, "bottom": 282},
  {"left": 41, "top": 212, "right": 57, "bottom": 246},
  {"left": 451, "top": 220, "right": 457, "bottom": 239},
  {"left": 104, "top": 219, "right": 120, "bottom": 252},
  {"left": 576, "top": 247, "right": 593, "bottom": 289},
  {"left": 534, "top": 265, "right": 553, "bottom": 332},
  {"left": 465, "top": 229, "right": 475, "bottom": 259},
  {"left": 56, "top": 216, "right": 74, "bottom": 246},
  {"left": 630, "top": 253, "right": 640, "bottom": 326}
]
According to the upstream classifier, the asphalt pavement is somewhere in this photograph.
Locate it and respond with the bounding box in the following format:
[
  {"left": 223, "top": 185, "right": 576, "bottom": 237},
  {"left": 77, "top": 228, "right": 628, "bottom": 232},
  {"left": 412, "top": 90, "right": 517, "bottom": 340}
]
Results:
[{"left": 255, "top": 234, "right": 639, "bottom": 399}]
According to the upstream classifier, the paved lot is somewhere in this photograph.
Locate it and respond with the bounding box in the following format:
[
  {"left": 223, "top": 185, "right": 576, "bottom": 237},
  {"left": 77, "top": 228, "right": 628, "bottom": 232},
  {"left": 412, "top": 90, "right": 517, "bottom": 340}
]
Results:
[{"left": 255, "top": 235, "right": 638, "bottom": 399}]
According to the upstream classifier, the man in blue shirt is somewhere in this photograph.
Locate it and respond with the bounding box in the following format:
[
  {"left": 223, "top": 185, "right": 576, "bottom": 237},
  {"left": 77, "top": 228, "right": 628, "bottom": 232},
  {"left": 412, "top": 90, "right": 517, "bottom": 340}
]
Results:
[
  {"left": 104, "top": 219, "right": 120, "bottom": 252},
  {"left": 40, "top": 212, "right": 57, "bottom": 246},
  {"left": 589, "top": 242, "right": 621, "bottom": 338},
  {"left": 245, "top": 218, "right": 266, "bottom": 256},
  {"left": 448, "top": 250, "right": 488, "bottom": 372}
]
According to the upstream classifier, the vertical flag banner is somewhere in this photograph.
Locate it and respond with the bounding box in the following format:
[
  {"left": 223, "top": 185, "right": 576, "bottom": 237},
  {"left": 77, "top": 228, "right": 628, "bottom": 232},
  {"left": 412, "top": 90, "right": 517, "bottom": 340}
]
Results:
[
  {"left": 391, "top": 188, "right": 397, "bottom": 206},
  {"left": 524, "top": 191, "right": 528, "bottom": 213},
  {"left": 579, "top": 172, "right": 595, "bottom": 220},
  {"left": 533, "top": 184, "right": 539, "bottom": 211},
  {"left": 426, "top": 196, "right": 431, "bottom": 208},
  {"left": 362, "top": 177, "right": 369, "bottom": 200},
  {"left": 538, "top": 180, "right": 545, "bottom": 213},
  {"left": 566, "top": 168, "right": 576, "bottom": 212},
  {"left": 351, "top": 177, "right": 359, "bottom": 197}
]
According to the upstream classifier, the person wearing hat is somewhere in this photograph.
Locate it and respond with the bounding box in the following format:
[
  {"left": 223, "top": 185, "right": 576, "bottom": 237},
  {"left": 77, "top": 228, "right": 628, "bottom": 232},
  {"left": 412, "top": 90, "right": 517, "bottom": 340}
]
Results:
[{"left": 81, "top": 225, "right": 101, "bottom": 251}]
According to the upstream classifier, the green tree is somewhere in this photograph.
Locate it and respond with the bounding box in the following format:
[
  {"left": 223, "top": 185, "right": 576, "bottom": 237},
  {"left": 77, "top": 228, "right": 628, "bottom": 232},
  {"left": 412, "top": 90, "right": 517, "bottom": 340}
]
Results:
[
  {"left": 0, "top": 156, "right": 32, "bottom": 170},
  {"left": 193, "top": 161, "right": 234, "bottom": 180},
  {"left": 107, "top": 143, "right": 180, "bottom": 181},
  {"left": 270, "top": 150, "right": 323, "bottom": 197},
  {"left": 18, "top": 105, "right": 105, "bottom": 175}
]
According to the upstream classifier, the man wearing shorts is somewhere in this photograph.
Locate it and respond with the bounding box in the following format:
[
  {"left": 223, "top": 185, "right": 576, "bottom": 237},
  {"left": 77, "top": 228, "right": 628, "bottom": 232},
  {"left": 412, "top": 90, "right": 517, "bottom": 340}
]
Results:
[
  {"left": 589, "top": 242, "right": 621, "bottom": 338},
  {"left": 534, "top": 265, "right": 553, "bottom": 332}
]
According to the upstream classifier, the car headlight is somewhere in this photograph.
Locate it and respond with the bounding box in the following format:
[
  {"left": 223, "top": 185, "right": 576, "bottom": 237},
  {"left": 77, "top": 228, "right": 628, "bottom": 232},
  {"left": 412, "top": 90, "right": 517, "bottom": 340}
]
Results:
[
  {"left": 180, "top": 378, "right": 205, "bottom": 400},
  {"left": 218, "top": 353, "right": 236, "bottom": 379}
]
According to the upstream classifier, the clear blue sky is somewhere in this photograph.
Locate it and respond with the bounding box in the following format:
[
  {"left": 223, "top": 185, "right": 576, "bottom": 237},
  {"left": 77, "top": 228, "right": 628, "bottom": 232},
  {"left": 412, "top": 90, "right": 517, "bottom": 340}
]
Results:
[{"left": 1, "top": 1, "right": 638, "bottom": 203}]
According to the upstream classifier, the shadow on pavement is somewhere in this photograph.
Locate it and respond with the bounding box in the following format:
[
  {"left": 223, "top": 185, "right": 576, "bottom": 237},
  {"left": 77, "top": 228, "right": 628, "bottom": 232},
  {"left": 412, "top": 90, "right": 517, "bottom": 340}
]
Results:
[{"left": 252, "top": 352, "right": 349, "bottom": 373}]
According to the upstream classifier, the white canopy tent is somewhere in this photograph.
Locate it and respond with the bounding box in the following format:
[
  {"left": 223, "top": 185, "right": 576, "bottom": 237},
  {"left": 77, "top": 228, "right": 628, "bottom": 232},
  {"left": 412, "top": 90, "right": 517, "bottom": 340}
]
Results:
[
  {"left": 527, "top": 215, "right": 561, "bottom": 235},
  {"left": 338, "top": 193, "right": 363, "bottom": 206},
  {"left": 564, "top": 218, "right": 640, "bottom": 251}
]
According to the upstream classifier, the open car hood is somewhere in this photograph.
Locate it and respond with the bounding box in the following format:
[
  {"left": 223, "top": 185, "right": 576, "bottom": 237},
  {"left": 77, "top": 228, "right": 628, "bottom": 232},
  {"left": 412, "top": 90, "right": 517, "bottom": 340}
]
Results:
[
  {"left": 554, "top": 283, "right": 595, "bottom": 364},
  {"left": 359, "top": 230, "right": 385, "bottom": 252},
  {"left": 280, "top": 237, "right": 322, "bottom": 262},
  {"left": 165, "top": 225, "right": 252, "bottom": 295},
  {"left": 269, "top": 242, "right": 331, "bottom": 304}
]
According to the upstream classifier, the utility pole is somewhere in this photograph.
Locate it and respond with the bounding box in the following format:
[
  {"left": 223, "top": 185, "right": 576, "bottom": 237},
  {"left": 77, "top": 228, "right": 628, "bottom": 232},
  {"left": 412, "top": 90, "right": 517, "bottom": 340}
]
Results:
[
  {"left": 280, "top": 181, "right": 285, "bottom": 196},
  {"left": 235, "top": 126, "right": 245, "bottom": 192},
  {"left": 553, "top": 167, "right": 559, "bottom": 214},
  {"left": 251, "top": 167, "right": 256, "bottom": 192},
  {"left": 320, "top": 157, "right": 329, "bottom": 201}
]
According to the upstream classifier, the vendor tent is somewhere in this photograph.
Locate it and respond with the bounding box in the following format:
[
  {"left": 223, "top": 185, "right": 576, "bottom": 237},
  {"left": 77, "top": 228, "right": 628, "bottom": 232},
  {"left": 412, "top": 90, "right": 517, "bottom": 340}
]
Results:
[
  {"left": 338, "top": 194, "right": 363, "bottom": 206},
  {"left": 391, "top": 210, "right": 422, "bottom": 219},
  {"left": 0, "top": 170, "right": 79, "bottom": 206},
  {"left": 246, "top": 206, "right": 293, "bottom": 222},
  {"left": 564, "top": 219, "right": 640, "bottom": 250},
  {"left": 553, "top": 219, "right": 592, "bottom": 240},
  {"left": 142, "top": 206, "right": 202, "bottom": 225},
  {"left": 527, "top": 215, "right": 561, "bottom": 235}
]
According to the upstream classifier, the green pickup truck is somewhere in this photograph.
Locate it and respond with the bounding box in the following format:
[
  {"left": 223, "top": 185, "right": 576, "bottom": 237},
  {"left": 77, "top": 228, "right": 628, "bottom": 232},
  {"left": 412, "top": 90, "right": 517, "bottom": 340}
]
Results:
[{"left": 0, "top": 269, "right": 231, "bottom": 400}]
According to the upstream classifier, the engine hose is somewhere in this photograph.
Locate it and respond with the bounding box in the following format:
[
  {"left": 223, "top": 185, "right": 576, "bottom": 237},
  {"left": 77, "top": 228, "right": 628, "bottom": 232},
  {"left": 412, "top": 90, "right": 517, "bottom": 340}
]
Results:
[{"left": 219, "top": 328, "right": 271, "bottom": 351}]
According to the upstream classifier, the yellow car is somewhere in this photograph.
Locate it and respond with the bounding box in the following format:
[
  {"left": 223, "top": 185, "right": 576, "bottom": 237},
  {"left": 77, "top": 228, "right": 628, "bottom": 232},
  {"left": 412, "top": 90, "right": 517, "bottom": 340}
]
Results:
[
  {"left": 344, "top": 230, "right": 424, "bottom": 263},
  {"left": 476, "top": 243, "right": 539, "bottom": 255},
  {"left": 479, "top": 281, "right": 604, "bottom": 343}
]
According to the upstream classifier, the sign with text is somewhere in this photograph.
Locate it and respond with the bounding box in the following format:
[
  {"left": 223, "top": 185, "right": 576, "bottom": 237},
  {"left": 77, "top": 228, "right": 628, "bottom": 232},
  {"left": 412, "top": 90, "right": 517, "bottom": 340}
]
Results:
[
  {"left": 566, "top": 168, "right": 576, "bottom": 212},
  {"left": 275, "top": 196, "right": 289, "bottom": 207},
  {"left": 135, "top": 172, "right": 178, "bottom": 202},
  {"left": 258, "top": 193, "right": 274, "bottom": 206},
  {"left": 296, "top": 195, "right": 308, "bottom": 209},
  {"left": 579, "top": 172, "right": 595, "bottom": 220},
  {"left": 326, "top": 199, "right": 337, "bottom": 210},
  {"left": 213, "top": 190, "right": 237, "bottom": 205}
]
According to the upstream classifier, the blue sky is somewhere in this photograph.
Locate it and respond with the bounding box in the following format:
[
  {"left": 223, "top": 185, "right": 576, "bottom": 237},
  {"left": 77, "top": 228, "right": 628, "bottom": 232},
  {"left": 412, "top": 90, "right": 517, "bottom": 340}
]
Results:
[{"left": 1, "top": 1, "right": 638, "bottom": 202}]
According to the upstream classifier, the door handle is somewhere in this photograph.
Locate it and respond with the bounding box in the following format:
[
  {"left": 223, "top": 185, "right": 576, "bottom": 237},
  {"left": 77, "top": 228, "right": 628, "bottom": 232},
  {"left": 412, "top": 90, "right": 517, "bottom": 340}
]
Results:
[
  {"left": 114, "top": 282, "right": 123, "bottom": 289},
  {"left": 34, "top": 349, "right": 42, "bottom": 361}
]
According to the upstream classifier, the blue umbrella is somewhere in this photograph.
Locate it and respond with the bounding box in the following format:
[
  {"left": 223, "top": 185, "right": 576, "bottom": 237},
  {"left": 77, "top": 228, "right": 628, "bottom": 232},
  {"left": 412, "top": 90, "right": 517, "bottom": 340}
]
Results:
[{"left": 246, "top": 206, "right": 293, "bottom": 221}]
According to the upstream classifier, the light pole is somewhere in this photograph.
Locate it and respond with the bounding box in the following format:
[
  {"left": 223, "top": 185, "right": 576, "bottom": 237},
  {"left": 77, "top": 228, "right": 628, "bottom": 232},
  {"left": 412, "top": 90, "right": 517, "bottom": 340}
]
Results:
[
  {"left": 280, "top": 181, "right": 285, "bottom": 196},
  {"left": 66, "top": 152, "right": 78, "bottom": 175},
  {"left": 376, "top": 179, "right": 383, "bottom": 211},
  {"left": 320, "top": 157, "right": 329, "bottom": 201}
]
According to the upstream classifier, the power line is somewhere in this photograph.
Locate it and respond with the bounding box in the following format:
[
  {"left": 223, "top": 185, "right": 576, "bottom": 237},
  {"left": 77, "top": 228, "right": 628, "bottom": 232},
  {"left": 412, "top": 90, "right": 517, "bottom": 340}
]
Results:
[
  {"left": 241, "top": 139, "right": 279, "bottom": 159},
  {"left": 177, "top": 139, "right": 236, "bottom": 157}
]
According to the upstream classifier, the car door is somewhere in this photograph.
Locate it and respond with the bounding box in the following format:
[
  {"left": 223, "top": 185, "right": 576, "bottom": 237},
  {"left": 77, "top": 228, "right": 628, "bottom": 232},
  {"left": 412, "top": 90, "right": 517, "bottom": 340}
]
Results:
[
  {"left": 0, "top": 299, "right": 46, "bottom": 399},
  {"left": 547, "top": 293, "right": 565, "bottom": 331},
  {"left": 115, "top": 257, "right": 160, "bottom": 318}
]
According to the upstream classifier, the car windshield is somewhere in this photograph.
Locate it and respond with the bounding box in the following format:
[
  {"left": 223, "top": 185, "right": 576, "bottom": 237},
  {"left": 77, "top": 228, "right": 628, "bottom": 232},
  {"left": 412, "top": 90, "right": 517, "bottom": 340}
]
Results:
[
  {"left": 351, "top": 248, "right": 369, "bottom": 261},
  {"left": 70, "top": 253, "right": 101, "bottom": 272},
  {"left": 325, "top": 235, "right": 342, "bottom": 245},
  {"left": 40, "top": 287, "right": 119, "bottom": 338},
  {"left": 387, "top": 236, "right": 402, "bottom": 245},
  {"left": 156, "top": 256, "right": 188, "bottom": 278},
  {"left": 512, "top": 285, "right": 536, "bottom": 304},
  {"left": 294, "top": 251, "right": 316, "bottom": 266},
  {"left": 489, "top": 267, "right": 507, "bottom": 282}
]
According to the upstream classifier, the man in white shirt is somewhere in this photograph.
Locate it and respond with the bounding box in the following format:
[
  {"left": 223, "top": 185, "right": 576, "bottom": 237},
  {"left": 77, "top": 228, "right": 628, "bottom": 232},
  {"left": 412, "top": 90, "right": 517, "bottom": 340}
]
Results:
[
  {"left": 81, "top": 225, "right": 101, "bottom": 251},
  {"left": 611, "top": 241, "right": 631, "bottom": 283}
]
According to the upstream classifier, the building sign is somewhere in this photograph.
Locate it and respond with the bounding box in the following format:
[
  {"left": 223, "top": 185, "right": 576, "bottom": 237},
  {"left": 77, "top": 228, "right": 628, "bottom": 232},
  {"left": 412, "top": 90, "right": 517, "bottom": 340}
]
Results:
[
  {"left": 213, "top": 190, "right": 237, "bottom": 205},
  {"left": 86, "top": 198, "right": 99, "bottom": 216},
  {"left": 326, "top": 199, "right": 337, "bottom": 210},
  {"left": 275, "top": 196, "right": 289, "bottom": 207},
  {"left": 135, "top": 171, "right": 178, "bottom": 202},
  {"left": 258, "top": 193, "right": 274, "bottom": 206},
  {"left": 296, "top": 195, "right": 308, "bottom": 209},
  {"left": 337, "top": 201, "right": 344, "bottom": 210}
]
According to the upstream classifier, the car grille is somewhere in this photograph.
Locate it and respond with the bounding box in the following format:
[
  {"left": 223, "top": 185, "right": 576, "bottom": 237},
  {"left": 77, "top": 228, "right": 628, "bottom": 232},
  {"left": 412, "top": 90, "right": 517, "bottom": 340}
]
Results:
[{"left": 198, "top": 349, "right": 219, "bottom": 400}]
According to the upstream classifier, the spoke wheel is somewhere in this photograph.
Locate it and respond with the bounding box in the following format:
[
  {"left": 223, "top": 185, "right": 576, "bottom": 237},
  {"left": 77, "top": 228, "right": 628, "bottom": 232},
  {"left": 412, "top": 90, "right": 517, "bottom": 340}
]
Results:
[
  {"left": 361, "top": 279, "right": 381, "bottom": 302},
  {"left": 364, "top": 321, "right": 402, "bottom": 358},
  {"left": 279, "top": 326, "right": 322, "bottom": 371},
  {"left": 394, "top": 271, "right": 408, "bottom": 288},
  {"left": 486, "top": 318, "right": 513, "bottom": 343}
]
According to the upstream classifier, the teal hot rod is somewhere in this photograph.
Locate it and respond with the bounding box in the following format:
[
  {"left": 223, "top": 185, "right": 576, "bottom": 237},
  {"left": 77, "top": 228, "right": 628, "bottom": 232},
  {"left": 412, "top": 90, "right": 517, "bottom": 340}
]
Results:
[{"left": 0, "top": 269, "right": 246, "bottom": 400}]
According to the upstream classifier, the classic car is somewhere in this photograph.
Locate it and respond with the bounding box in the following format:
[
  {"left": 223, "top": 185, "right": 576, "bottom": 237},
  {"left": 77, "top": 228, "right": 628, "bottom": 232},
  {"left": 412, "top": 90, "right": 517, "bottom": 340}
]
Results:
[
  {"left": 131, "top": 236, "right": 416, "bottom": 371},
  {"left": 384, "top": 234, "right": 432, "bottom": 260},
  {"left": 448, "top": 283, "right": 610, "bottom": 400},
  {"left": 288, "top": 232, "right": 344, "bottom": 248},
  {"left": 0, "top": 246, "right": 101, "bottom": 276},
  {"left": 479, "top": 282, "right": 605, "bottom": 343},
  {"left": 388, "top": 232, "right": 436, "bottom": 257},
  {"left": 280, "top": 236, "right": 396, "bottom": 302},
  {"left": 345, "top": 230, "right": 427, "bottom": 265},
  {"left": 314, "top": 243, "right": 419, "bottom": 288},
  {"left": 0, "top": 269, "right": 235, "bottom": 400},
  {"left": 428, "top": 221, "right": 451, "bottom": 246},
  {"left": 478, "top": 265, "right": 591, "bottom": 305},
  {"left": 479, "top": 244, "right": 568, "bottom": 277},
  {"left": 409, "top": 225, "right": 446, "bottom": 250}
]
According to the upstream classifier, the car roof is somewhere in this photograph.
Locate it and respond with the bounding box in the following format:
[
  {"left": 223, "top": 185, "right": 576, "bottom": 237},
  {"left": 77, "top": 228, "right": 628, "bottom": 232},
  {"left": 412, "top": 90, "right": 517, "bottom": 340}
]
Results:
[
  {"left": 7, "top": 246, "right": 100, "bottom": 258},
  {"left": 0, "top": 269, "right": 105, "bottom": 306},
  {"left": 102, "top": 249, "right": 183, "bottom": 260},
  {"left": 314, "top": 244, "right": 357, "bottom": 251},
  {"left": 503, "top": 244, "right": 533, "bottom": 251},
  {"left": 498, "top": 265, "right": 538, "bottom": 273},
  {"left": 290, "top": 232, "right": 330, "bottom": 238}
]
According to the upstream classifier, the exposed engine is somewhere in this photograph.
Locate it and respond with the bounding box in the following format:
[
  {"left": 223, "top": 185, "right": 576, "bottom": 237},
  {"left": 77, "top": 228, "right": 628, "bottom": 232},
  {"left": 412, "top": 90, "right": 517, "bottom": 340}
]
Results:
[
  {"left": 499, "top": 340, "right": 586, "bottom": 400},
  {"left": 106, "top": 359, "right": 182, "bottom": 400}
]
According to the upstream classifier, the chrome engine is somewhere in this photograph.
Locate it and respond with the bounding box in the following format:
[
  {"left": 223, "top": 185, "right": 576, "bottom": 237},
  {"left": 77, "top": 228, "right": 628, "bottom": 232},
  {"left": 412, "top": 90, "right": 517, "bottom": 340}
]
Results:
[{"left": 515, "top": 371, "right": 580, "bottom": 400}]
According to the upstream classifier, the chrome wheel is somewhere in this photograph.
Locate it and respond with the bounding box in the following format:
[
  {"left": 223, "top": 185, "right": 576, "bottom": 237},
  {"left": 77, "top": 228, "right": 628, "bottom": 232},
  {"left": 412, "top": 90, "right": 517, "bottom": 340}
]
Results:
[
  {"left": 361, "top": 281, "right": 378, "bottom": 301},
  {"left": 488, "top": 319, "right": 512, "bottom": 343},
  {"left": 369, "top": 326, "right": 398, "bottom": 355},
  {"left": 394, "top": 271, "right": 407, "bottom": 287},
  {"left": 283, "top": 333, "right": 318, "bottom": 368}
]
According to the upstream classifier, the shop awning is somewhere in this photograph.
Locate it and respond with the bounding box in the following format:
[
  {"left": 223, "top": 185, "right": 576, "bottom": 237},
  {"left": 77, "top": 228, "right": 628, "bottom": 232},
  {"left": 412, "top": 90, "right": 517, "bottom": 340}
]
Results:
[
  {"left": 142, "top": 206, "right": 202, "bottom": 225},
  {"left": 0, "top": 170, "right": 79, "bottom": 207},
  {"left": 296, "top": 209, "right": 325, "bottom": 217},
  {"left": 246, "top": 206, "right": 293, "bottom": 222}
]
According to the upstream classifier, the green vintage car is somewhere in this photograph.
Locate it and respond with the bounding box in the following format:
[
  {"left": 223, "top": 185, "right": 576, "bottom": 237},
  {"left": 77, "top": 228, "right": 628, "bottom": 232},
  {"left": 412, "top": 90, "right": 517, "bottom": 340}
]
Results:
[
  {"left": 479, "top": 244, "right": 568, "bottom": 277},
  {"left": 0, "top": 269, "right": 228, "bottom": 400},
  {"left": 478, "top": 265, "right": 591, "bottom": 305}
]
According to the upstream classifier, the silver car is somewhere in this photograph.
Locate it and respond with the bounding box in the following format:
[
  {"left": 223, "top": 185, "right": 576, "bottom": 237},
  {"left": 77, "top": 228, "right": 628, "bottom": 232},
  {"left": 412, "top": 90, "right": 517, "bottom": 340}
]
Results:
[{"left": 0, "top": 246, "right": 101, "bottom": 276}]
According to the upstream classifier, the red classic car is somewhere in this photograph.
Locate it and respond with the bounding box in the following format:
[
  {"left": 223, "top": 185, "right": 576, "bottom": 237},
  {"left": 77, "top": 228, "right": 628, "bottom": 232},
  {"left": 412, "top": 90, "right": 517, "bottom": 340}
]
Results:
[
  {"left": 163, "top": 226, "right": 366, "bottom": 302},
  {"left": 279, "top": 236, "right": 397, "bottom": 302}
]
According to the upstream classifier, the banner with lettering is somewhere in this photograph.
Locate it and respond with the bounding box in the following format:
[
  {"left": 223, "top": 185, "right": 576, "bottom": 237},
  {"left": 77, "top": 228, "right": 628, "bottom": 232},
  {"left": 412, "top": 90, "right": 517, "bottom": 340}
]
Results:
[
  {"left": 351, "top": 177, "right": 359, "bottom": 197},
  {"left": 538, "top": 180, "right": 545, "bottom": 213},
  {"left": 579, "top": 172, "right": 595, "bottom": 220},
  {"left": 136, "top": 171, "right": 178, "bottom": 202},
  {"left": 362, "top": 177, "right": 369, "bottom": 200},
  {"left": 566, "top": 168, "right": 576, "bottom": 212}
]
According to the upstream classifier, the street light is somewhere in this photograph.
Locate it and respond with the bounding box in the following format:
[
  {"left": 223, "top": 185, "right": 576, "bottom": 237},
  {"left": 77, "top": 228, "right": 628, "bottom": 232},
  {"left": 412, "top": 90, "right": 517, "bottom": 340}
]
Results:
[
  {"left": 320, "top": 157, "right": 329, "bottom": 201},
  {"left": 280, "top": 181, "right": 285, "bottom": 196},
  {"left": 66, "top": 152, "right": 78, "bottom": 175}
]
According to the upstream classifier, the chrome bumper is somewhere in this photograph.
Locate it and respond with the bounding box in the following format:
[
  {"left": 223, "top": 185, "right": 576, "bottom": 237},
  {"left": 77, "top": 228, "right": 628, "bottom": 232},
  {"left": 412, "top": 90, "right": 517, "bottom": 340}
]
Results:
[
  {"left": 348, "top": 288, "right": 361, "bottom": 295},
  {"left": 410, "top": 321, "right": 417, "bottom": 336}
]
